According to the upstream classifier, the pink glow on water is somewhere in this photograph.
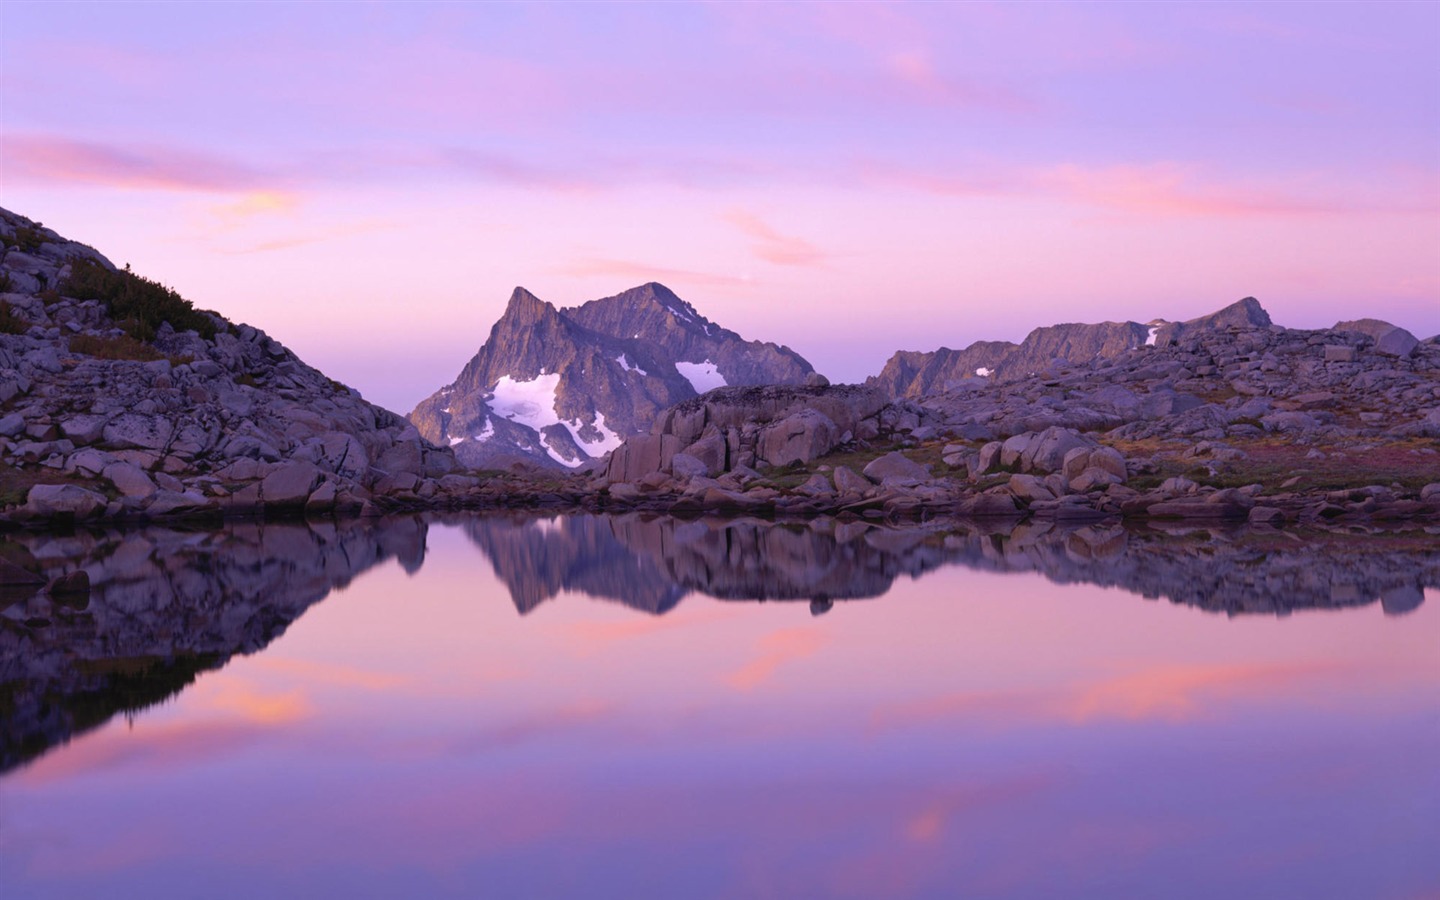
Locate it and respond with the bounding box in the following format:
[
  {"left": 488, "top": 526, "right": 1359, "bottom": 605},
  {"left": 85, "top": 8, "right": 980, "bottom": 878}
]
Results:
[{"left": 1, "top": 523, "right": 1435, "bottom": 899}]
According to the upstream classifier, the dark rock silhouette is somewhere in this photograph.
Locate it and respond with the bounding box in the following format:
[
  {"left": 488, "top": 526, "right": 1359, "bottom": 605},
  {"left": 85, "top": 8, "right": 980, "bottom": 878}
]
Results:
[
  {"left": 0, "top": 516, "right": 429, "bottom": 773},
  {"left": 463, "top": 513, "right": 686, "bottom": 615},
  {"left": 461, "top": 514, "right": 1437, "bottom": 618}
]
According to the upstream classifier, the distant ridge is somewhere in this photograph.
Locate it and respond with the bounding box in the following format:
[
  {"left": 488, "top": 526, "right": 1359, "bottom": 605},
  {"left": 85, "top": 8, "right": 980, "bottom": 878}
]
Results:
[{"left": 869, "top": 297, "right": 1274, "bottom": 399}]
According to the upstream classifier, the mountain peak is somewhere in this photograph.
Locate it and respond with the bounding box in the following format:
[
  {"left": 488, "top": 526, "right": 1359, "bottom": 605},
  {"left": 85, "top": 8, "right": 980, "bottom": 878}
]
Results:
[
  {"left": 1188, "top": 296, "right": 1271, "bottom": 329},
  {"left": 502, "top": 286, "right": 559, "bottom": 326},
  {"left": 605, "top": 282, "right": 698, "bottom": 320}
]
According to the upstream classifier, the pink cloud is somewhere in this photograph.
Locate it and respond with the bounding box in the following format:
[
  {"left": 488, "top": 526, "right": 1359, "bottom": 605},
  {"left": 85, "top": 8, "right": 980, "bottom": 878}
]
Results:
[
  {"left": 4, "top": 133, "right": 272, "bottom": 192},
  {"left": 1063, "top": 661, "right": 1340, "bottom": 723},
  {"left": 903, "top": 773, "right": 1058, "bottom": 845},
  {"left": 725, "top": 627, "right": 827, "bottom": 690},
  {"left": 15, "top": 720, "right": 284, "bottom": 786},
  {"left": 861, "top": 157, "right": 1440, "bottom": 217},
  {"left": 214, "top": 218, "right": 395, "bottom": 255},
  {"left": 1039, "top": 163, "right": 1350, "bottom": 217},
  {"left": 253, "top": 656, "right": 414, "bottom": 691},
  {"left": 871, "top": 660, "right": 1352, "bottom": 732},
  {"left": 724, "top": 210, "right": 827, "bottom": 266}
]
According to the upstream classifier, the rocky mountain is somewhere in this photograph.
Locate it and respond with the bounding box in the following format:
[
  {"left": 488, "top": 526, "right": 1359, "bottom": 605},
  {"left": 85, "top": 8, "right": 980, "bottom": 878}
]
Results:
[
  {"left": 870, "top": 297, "right": 1272, "bottom": 398},
  {"left": 409, "top": 282, "right": 817, "bottom": 470},
  {"left": 566, "top": 282, "right": 814, "bottom": 386},
  {"left": 0, "top": 207, "right": 462, "bottom": 523}
]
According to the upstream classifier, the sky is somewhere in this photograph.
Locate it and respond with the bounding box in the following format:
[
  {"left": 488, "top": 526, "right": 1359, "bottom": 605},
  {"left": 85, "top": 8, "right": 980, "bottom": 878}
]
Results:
[{"left": 2, "top": 1, "right": 1437, "bottom": 413}]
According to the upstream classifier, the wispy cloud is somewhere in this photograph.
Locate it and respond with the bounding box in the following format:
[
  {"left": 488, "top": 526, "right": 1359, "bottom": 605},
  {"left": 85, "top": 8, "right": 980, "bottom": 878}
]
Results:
[
  {"left": 4, "top": 133, "right": 273, "bottom": 192},
  {"left": 871, "top": 660, "right": 1351, "bottom": 732},
  {"left": 725, "top": 627, "right": 826, "bottom": 690},
  {"left": 210, "top": 189, "right": 300, "bottom": 222},
  {"left": 215, "top": 218, "right": 396, "bottom": 255},
  {"left": 904, "top": 774, "right": 1057, "bottom": 843},
  {"left": 863, "top": 158, "right": 1440, "bottom": 218},
  {"left": 254, "top": 656, "right": 413, "bottom": 691},
  {"left": 724, "top": 210, "right": 827, "bottom": 266},
  {"left": 200, "top": 680, "right": 313, "bottom": 724}
]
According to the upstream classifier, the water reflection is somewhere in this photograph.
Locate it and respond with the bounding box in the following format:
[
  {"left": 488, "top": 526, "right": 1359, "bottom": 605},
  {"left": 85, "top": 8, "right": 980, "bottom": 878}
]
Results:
[
  {"left": 467, "top": 514, "right": 1438, "bottom": 616},
  {"left": 0, "top": 519, "right": 425, "bottom": 772},
  {"left": 1, "top": 514, "right": 1435, "bottom": 777}
]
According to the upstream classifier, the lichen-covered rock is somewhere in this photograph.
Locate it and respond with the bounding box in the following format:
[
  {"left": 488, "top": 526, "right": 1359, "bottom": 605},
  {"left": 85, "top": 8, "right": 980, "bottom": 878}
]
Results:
[
  {"left": 759, "top": 408, "right": 840, "bottom": 467},
  {"left": 24, "top": 484, "right": 105, "bottom": 519},
  {"left": 862, "top": 452, "right": 929, "bottom": 484}
]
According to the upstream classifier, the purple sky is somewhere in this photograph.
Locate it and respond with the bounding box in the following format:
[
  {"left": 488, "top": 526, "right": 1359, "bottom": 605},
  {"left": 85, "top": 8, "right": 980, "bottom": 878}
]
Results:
[{"left": 2, "top": 1, "right": 1437, "bottom": 412}]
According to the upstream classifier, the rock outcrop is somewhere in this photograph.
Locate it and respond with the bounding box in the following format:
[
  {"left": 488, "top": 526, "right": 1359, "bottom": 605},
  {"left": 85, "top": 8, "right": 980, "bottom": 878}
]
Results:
[
  {"left": 409, "top": 282, "right": 817, "bottom": 471},
  {"left": 0, "top": 209, "right": 460, "bottom": 522},
  {"left": 604, "top": 384, "right": 887, "bottom": 486},
  {"left": 870, "top": 297, "right": 1273, "bottom": 398}
]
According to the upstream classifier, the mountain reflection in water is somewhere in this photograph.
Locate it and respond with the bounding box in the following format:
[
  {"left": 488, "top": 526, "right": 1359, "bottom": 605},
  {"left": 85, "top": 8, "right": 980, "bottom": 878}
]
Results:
[{"left": 1, "top": 513, "right": 1434, "bottom": 776}]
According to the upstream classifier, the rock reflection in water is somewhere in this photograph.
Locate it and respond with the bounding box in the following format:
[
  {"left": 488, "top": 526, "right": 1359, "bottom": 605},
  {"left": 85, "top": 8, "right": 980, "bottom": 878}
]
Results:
[
  {"left": 0, "top": 518, "right": 426, "bottom": 773},
  {"left": 1, "top": 513, "right": 1434, "bottom": 774},
  {"left": 464, "top": 513, "right": 1437, "bottom": 619}
]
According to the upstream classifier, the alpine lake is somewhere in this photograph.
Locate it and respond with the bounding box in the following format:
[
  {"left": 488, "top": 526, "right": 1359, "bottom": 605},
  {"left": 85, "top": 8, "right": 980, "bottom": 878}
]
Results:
[{"left": 1, "top": 512, "right": 1436, "bottom": 899}]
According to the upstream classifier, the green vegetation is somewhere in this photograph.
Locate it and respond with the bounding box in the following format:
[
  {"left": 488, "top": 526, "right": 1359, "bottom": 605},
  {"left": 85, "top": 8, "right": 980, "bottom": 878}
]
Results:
[
  {"left": 0, "top": 301, "right": 29, "bottom": 336},
  {"left": 5, "top": 225, "right": 45, "bottom": 254},
  {"left": 60, "top": 258, "right": 218, "bottom": 342},
  {"left": 68, "top": 333, "right": 166, "bottom": 362}
]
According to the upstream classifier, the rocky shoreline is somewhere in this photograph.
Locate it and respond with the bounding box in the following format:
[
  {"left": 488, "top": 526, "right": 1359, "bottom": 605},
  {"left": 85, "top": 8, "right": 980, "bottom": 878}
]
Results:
[{"left": 1, "top": 207, "right": 1436, "bottom": 533}]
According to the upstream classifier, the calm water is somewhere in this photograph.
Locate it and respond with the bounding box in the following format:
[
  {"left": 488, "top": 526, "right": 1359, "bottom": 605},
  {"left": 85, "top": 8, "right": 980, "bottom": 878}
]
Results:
[{"left": 1, "top": 515, "right": 1436, "bottom": 899}]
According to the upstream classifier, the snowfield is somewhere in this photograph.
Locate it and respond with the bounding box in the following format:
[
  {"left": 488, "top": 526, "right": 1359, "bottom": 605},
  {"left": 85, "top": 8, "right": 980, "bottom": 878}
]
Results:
[{"left": 676, "top": 360, "right": 727, "bottom": 394}]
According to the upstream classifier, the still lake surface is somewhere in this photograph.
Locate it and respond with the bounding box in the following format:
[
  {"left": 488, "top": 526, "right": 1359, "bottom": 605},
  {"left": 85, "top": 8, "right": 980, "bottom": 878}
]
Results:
[{"left": 1, "top": 514, "right": 1436, "bottom": 899}]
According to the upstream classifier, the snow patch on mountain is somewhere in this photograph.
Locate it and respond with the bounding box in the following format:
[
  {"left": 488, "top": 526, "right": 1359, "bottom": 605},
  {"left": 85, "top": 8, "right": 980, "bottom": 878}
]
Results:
[
  {"left": 489, "top": 373, "right": 564, "bottom": 432},
  {"left": 676, "top": 360, "right": 726, "bottom": 393},
  {"left": 615, "top": 353, "right": 648, "bottom": 376}
]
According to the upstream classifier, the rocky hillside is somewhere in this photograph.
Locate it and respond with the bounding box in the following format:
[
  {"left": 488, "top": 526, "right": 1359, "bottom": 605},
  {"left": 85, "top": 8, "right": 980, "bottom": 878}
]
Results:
[
  {"left": 593, "top": 300, "right": 1440, "bottom": 526},
  {"left": 871, "top": 297, "right": 1272, "bottom": 398},
  {"left": 409, "top": 283, "right": 818, "bottom": 471},
  {"left": 0, "top": 208, "right": 464, "bottom": 523}
]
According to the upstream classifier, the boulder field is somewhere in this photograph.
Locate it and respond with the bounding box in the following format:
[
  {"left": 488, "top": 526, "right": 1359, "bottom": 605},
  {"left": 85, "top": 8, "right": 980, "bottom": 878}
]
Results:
[
  {"left": 0, "top": 209, "right": 466, "bottom": 525},
  {"left": 587, "top": 316, "right": 1440, "bottom": 525}
]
